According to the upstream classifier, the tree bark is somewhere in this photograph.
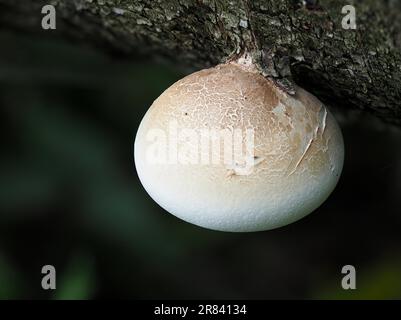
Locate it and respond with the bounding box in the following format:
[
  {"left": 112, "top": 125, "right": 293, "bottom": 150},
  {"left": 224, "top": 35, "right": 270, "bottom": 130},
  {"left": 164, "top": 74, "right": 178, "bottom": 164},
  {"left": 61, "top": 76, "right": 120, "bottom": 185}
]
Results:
[{"left": 1, "top": 0, "right": 401, "bottom": 125}]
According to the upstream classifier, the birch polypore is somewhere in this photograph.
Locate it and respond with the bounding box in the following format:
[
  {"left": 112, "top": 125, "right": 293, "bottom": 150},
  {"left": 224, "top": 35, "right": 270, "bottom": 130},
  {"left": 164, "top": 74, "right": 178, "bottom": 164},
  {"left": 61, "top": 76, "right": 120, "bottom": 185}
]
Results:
[{"left": 134, "top": 63, "right": 344, "bottom": 232}]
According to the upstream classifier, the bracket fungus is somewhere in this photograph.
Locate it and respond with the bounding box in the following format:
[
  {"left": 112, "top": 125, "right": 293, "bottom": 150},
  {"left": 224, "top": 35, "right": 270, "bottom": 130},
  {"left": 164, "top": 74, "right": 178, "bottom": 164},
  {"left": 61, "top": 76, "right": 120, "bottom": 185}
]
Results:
[{"left": 134, "top": 61, "right": 344, "bottom": 232}]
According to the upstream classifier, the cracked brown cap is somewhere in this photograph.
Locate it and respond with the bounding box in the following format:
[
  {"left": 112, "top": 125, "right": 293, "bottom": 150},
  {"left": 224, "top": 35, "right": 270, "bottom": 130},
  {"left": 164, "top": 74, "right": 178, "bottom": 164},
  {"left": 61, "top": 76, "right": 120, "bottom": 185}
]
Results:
[{"left": 134, "top": 63, "right": 344, "bottom": 232}]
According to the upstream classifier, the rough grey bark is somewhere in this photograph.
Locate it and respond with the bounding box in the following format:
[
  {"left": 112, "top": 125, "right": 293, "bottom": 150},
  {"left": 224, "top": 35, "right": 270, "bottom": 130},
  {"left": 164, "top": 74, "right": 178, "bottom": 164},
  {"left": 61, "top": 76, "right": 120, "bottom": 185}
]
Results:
[{"left": 1, "top": 0, "right": 401, "bottom": 125}]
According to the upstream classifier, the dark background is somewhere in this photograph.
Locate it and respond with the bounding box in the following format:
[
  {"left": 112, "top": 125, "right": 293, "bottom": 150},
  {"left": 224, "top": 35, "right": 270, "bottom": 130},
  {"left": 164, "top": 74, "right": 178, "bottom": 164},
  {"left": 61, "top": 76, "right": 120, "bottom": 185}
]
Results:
[{"left": 0, "top": 29, "right": 401, "bottom": 300}]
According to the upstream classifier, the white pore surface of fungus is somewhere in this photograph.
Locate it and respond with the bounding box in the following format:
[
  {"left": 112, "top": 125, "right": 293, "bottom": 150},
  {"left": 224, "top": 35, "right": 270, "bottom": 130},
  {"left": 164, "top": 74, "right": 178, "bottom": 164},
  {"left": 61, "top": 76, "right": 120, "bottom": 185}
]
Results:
[{"left": 134, "top": 63, "right": 344, "bottom": 232}]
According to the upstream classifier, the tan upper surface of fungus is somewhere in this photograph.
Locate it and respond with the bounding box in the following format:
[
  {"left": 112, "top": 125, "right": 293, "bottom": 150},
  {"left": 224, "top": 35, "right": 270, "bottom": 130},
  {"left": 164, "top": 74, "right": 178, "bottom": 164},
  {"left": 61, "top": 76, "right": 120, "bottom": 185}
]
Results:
[{"left": 142, "top": 63, "right": 339, "bottom": 183}]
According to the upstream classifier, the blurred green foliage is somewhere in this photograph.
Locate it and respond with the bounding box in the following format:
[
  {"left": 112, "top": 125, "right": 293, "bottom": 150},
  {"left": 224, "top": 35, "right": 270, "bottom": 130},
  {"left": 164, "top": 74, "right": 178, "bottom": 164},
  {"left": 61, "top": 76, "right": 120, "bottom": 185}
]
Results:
[
  {"left": 317, "top": 258, "right": 401, "bottom": 299},
  {"left": 54, "top": 253, "right": 95, "bottom": 300}
]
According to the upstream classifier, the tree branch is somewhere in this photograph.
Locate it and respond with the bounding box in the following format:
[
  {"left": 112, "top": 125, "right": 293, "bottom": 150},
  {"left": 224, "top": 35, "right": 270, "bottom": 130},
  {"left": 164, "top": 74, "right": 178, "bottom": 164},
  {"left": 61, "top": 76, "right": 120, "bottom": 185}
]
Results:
[{"left": 1, "top": 0, "right": 401, "bottom": 125}]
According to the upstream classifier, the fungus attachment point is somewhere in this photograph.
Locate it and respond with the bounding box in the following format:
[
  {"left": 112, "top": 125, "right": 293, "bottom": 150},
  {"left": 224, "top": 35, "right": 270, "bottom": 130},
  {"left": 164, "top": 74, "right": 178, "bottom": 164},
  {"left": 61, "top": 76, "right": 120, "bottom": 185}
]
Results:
[{"left": 134, "top": 62, "right": 344, "bottom": 232}]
